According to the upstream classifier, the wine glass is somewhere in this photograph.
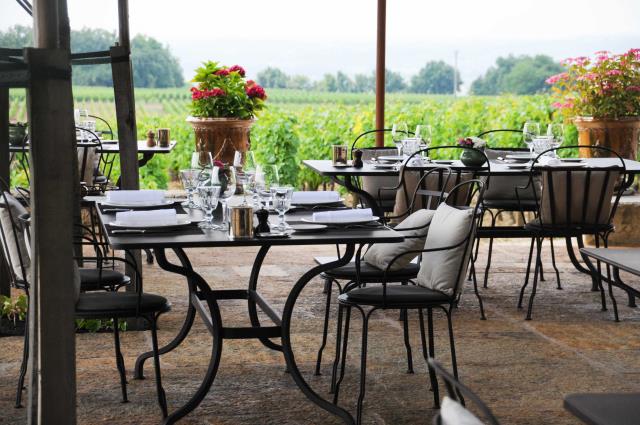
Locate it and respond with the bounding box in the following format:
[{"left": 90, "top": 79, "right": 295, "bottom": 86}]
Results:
[
  {"left": 256, "top": 165, "right": 280, "bottom": 207},
  {"left": 415, "top": 124, "right": 432, "bottom": 148},
  {"left": 547, "top": 123, "right": 564, "bottom": 149},
  {"left": 191, "top": 151, "right": 213, "bottom": 170},
  {"left": 271, "top": 186, "right": 293, "bottom": 231},
  {"left": 522, "top": 121, "right": 540, "bottom": 155},
  {"left": 211, "top": 165, "right": 237, "bottom": 230},
  {"left": 391, "top": 122, "right": 408, "bottom": 156},
  {"left": 179, "top": 169, "right": 200, "bottom": 208},
  {"left": 236, "top": 150, "right": 258, "bottom": 205},
  {"left": 197, "top": 181, "right": 221, "bottom": 230}
]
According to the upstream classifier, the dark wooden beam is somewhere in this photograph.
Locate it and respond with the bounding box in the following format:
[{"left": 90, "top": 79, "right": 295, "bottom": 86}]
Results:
[
  {"left": 0, "top": 87, "right": 10, "bottom": 297},
  {"left": 375, "top": 0, "right": 386, "bottom": 147},
  {"left": 117, "top": 0, "right": 130, "bottom": 49}
]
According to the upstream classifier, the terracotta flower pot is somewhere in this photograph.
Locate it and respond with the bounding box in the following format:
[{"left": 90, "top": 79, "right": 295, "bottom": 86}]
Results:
[
  {"left": 574, "top": 116, "right": 640, "bottom": 160},
  {"left": 186, "top": 117, "right": 254, "bottom": 164}
]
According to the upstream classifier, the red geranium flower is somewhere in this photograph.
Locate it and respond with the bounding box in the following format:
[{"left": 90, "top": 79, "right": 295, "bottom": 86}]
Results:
[
  {"left": 214, "top": 69, "right": 230, "bottom": 77},
  {"left": 246, "top": 84, "right": 267, "bottom": 100},
  {"left": 229, "top": 65, "right": 246, "bottom": 77}
]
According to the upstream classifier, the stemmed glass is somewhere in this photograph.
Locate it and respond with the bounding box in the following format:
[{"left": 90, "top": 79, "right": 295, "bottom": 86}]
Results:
[
  {"left": 235, "top": 150, "right": 258, "bottom": 205},
  {"left": 271, "top": 186, "right": 293, "bottom": 231},
  {"left": 191, "top": 151, "right": 213, "bottom": 170},
  {"left": 179, "top": 169, "right": 200, "bottom": 208},
  {"left": 256, "top": 165, "right": 280, "bottom": 208},
  {"left": 547, "top": 123, "right": 564, "bottom": 149},
  {"left": 211, "top": 165, "right": 237, "bottom": 230},
  {"left": 391, "top": 122, "right": 408, "bottom": 156},
  {"left": 197, "top": 180, "right": 221, "bottom": 229},
  {"left": 415, "top": 124, "right": 432, "bottom": 147},
  {"left": 522, "top": 121, "right": 540, "bottom": 155}
]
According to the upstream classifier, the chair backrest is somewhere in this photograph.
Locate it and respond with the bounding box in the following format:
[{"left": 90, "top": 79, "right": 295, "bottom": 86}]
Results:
[
  {"left": 525, "top": 145, "right": 627, "bottom": 228},
  {"left": 77, "top": 127, "right": 103, "bottom": 186},
  {"left": 428, "top": 358, "right": 500, "bottom": 425},
  {"left": 394, "top": 146, "right": 490, "bottom": 217},
  {"left": 0, "top": 178, "right": 30, "bottom": 288},
  {"left": 350, "top": 128, "right": 413, "bottom": 157}
]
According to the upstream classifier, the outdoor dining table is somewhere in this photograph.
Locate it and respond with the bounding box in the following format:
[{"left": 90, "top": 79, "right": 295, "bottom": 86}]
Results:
[
  {"left": 303, "top": 157, "right": 640, "bottom": 290},
  {"left": 96, "top": 203, "right": 403, "bottom": 425}
]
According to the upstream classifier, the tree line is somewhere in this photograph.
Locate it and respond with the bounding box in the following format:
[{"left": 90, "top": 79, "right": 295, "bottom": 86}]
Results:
[
  {"left": 258, "top": 54, "right": 562, "bottom": 95},
  {"left": 0, "top": 25, "right": 184, "bottom": 88}
]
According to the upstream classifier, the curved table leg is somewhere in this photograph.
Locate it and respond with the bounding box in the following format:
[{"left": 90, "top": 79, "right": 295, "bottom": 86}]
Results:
[
  {"left": 247, "top": 245, "right": 283, "bottom": 352},
  {"left": 565, "top": 236, "right": 600, "bottom": 291},
  {"left": 151, "top": 248, "right": 225, "bottom": 425},
  {"left": 281, "top": 243, "right": 357, "bottom": 425}
]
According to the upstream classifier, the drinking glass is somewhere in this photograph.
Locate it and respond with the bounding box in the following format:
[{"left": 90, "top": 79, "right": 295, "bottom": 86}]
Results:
[
  {"left": 547, "top": 123, "right": 564, "bottom": 153},
  {"left": 236, "top": 150, "right": 258, "bottom": 205},
  {"left": 256, "top": 165, "right": 279, "bottom": 207},
  {"left": 391, "top": 122, "right": 408, "bottom": 156},
  {"left": 211, "top": 165, "right": 237, "bottom": 230},
  {"left": 179, "top": 169, "right": 200, "bottom": 208},
  {"left": 271, "top": 186, "right": 293, "bottom": 231},
  {"left": 197, "top": 182, "right": 221, "bottom": 229},
  {"left": 415, "top": 124, "right": 432, "bottom": 147},
  {"left": 191, "top": 151, "right": 213, "bottom": 170},
  {"left": 75, "top": 109, "right": 95, "bottom": 140},
  {"left": 522, "top": 121, "right": 540, "bottom": 155}
]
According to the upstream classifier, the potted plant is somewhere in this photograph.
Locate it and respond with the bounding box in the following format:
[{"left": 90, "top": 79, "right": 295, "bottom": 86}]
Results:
[
  {"left": 546, "top": 49, "right": 640, "bottom": 159},
  {"left": 187, "top": 62, "right": 267, "bottom": 164},
  {"left": 0, "top": 295, "right": 27, "bottom": 336},
  {"left": 458, "top": 137, "right": 487, "bottom": 166}
]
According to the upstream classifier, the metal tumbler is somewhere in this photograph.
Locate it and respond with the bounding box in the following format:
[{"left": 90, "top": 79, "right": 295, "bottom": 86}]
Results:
[{"left": 229, "top": 205, "right": 254, "bottom": 239}]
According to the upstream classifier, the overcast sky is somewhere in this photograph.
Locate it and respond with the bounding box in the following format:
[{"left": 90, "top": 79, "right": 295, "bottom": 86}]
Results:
[{"left": 2, "top": 0, "right": 639, "bottom": 91}]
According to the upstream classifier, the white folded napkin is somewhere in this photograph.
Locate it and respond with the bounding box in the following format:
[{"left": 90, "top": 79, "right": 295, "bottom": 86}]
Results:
[
  {"left": 106, "top": 190, "right": 165, "bottom": 204},
  {"left": 114, "top": 209, "right": 177, "bottom": 227},
  {"left": 291, "top": 191, "right": 340, "bottom": 204},
  {"left": 537, "top": 156, "right": 562, "bottom": 166},
  {"left": 312, "top": 208, "right": 373, "bottom": 223}
]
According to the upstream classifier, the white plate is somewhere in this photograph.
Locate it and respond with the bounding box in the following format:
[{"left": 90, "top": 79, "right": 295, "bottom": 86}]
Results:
[
  {"left": 109, "top": 214, "right": 194, "bottom": 229},
  {"left": 301, "top": 216, "right": 379, "bottom": 226},
  {"left": 373, "top": 163, "right": 397, "bottom": 169},
  {"left": 506, "top": 153, "right": 536, "bottom": 161},
  {"left": 506, "top": 164, "right": 530, "bottom": 170},
  {"left": 377, "top": 155, "right": 404, "bottom": 162},
  {"left": 291, "top": 198, "right": 345, "bottom": 206},
  {"left": 102, "top": 199, "right": 174, "bottom": 208}
]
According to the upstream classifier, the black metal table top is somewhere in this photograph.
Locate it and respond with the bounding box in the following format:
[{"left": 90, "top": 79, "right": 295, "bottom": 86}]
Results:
[
  {"left": 564, "top": 393, "right": 640, "bottom": 425},
  {"left": 9, "top": 140, "right": 177, "bottom": 154},
  {"left": 579, "top": 248, "right": 640, "bottom": 277},
  {"left": 303, "top": 158, "right": 640, "bottom": 177},
  {"left": 98, "top": 207, "right": 404, "bottom": 250}
]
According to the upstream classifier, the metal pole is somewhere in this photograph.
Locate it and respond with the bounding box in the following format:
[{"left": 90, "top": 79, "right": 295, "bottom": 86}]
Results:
[
  {"left": 375, "top": 0, "right": 386, "bottom": 147},
  {"left": 0, "top": 88, "right": 10, "bottom": 297}
]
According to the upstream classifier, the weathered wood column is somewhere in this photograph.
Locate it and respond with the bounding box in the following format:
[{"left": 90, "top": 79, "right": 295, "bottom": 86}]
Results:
[
  {"left": 27, "top": 0, "right": 77, "bottom": 422},
  {"left": 0, "top": 87, "right": 10, "bottom": 296}
]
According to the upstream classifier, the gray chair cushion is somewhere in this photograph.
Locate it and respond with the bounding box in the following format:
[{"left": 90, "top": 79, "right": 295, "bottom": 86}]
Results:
[
  {"left": 79, "top": 268, "right": 130, "bottom": 291},
  {"left": 417, "top": 203, "right": 475, "bottom": 296},
  {"left": 324, "top": 262, "right": 420, "bottom": 281},
  {"left": 0, "top": 192, "right": 30, "bottom": 279},
  {"left": 339, "top": 284, "right": 450, "bottom": 306},
  {"left": 363, "top": 209, "right": 434, "bottom": 271}
]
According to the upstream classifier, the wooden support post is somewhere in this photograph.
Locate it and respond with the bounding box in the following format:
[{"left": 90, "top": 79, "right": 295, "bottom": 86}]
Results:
[
  {"left": 375, "top": 0, "right": 386, "bottom": 147},
  {"left": 0, "top": 87, "right": 10, "bottom": 296},
  {"left": 25, "top": 47, "right": 77, "bottom": 425}
]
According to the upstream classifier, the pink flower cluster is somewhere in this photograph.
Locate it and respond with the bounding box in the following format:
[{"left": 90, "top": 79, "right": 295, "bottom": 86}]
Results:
[
  {"left": 552, "top": 101, "right": 574, "bottom": 110},
  {"left": 606, "top": 69, "right": 623, "bottom": 76},
  {"left": 191, "top": 86, "right": 226, "bottom": 100},
  {"left": 214, "top": 69, "right": 230, "bottom": 77},
  {"left": 626, "top": 86, "right": 640, "bottom": 92},
  {"left": 545, "top": 72, "right": 569, "bottom": 84},
  {"left": 457, "top": 137, "right": 474, "bottom": 147},
  {"left": 576, "top": 72, "right": 598, "bottom": 81},
  {"left": 562, "top": 56, "right": 589, "bottom": 66},
  {"left": 245, "top": 80, "right": 267, "bottom": 100}
]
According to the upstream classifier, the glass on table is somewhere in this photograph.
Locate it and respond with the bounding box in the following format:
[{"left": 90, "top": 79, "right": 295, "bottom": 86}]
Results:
[
  {"left": 256, "top": 165, "right": 279, "bottom": 208},
  {"left": 197, "top": 182, "right": 221, "bottom": 229},
  {"left": 179, "top": 168, "right": 200, "bottom": 208},
  {"left": 547, "top": 123, "right": 565, "bottom": 154},
  {"left": 270, "top": 186, "right": 293, "bottom": 231},
  {"left": 391, "top": 122, "right": 409, "bottom": 156},
  {"left": 332, "top": 144, "right": 348, "bottom": 165},
  {"left": 415, "top": 124, "right": 432, "bottom": 147},
  {"left": 211, "top": 165, "right": 237, "bottom": 230},
  {"left": 522, "top": 121, "right": 540, "bottom": 155},
  {"left": 191, "top": 150, "right": 213, "bottom": 170}
]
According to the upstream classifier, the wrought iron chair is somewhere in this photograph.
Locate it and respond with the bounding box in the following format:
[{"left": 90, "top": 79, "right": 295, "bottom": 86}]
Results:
[
  {"left": 18, "top": 212, "right": 170, "bottom": 417},
  {"left": 475, "top": 129, "right": 560, "bottom": 290},
  {"left": 517, "top": 145, "right": 628, "bottom": 320},
  {"left": 428, "top": 358, "right": 500, "bottom": 425},
  {"left": 333, "top": 178, "right": 485, "bottom": 424}
]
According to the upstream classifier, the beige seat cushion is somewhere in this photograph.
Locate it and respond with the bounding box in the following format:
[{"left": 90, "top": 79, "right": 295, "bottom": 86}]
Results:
[
  {"left": 0, "top": 192, "right": 30, "bottom": 279},
  {"left": 416, "top": 203, "right": 475, "bottom": 296},
  {"left": 77, "top": 146, "right": 97, "bottom": 185},
  {"left": 363, "top": 209, "right": 435, "bottom": 271},
  {"left": 539, "top": 170, "right": 620, "bottom": 225},
  {"left": 441, "top": 396, "right": 484, "bottom": 425}
]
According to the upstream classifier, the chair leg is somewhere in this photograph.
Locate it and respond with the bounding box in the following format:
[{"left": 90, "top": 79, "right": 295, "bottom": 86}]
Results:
[
  {"left": 518, "top": 238, "right": 536, "bottom": 309},
  {"left": 526, "top": 237, "right": 543, "bottom": 320},
  {"left": 402, "top": 308, "right": 414, "bottom": 374},
  {"left": 15, "top": 314, "right": 29, "bottom": 408},
  {"left": 419, "top": 309, "right": 439, "bottom": 407},
  {"left": 330, "top": 304, "right": 345, "bottom": 394},
  {"left": 149, "top": 315, "right": 168, "bottom": 418},
  {"left": 426, "top": 307, "right": 440, "bottom": 408},
  {"left": 594, "top": 235, "right": 607, "bottom": 312},
  {"left": 356, "top": 308, "right": 372, "bottom": 425},
  {"left": 333, "top": 306, "right": 351, "bottom": 405},
  {"left": 322, "top": 276, "right": 331, "bottom": 295},
  {"left": 483, "top": 209, "right": 497, "bottom": 288},
  {"left": 315, "top": 278, "right": 333, "bottom": 376},
  {"left": 470, "top": 261, "right": 486, "bottom": 320},
  {"left": 549, "top": 237, "right": 562, "bottom": 290},
  {"left": 113, "top": 318, "right": 129, "bottom": 403},
  {"left": 444, "top": 306, "right": 464, "bottom": 405}
]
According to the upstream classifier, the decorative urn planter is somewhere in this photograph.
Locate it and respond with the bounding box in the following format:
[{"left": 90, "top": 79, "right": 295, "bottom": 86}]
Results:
[
  {"left": 187, "top": 117, "right": 254, "bottom": 164},
  {"left": 460, "top": 148, "right": 487, "bottom": 167},
  {"left": 574, "top": 116, "right": 640, "bottom": 160}
]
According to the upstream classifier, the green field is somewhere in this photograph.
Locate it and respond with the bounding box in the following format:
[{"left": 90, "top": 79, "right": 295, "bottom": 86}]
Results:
[{"left": 8, "top": 87, "right": 566, "bottom": 189}]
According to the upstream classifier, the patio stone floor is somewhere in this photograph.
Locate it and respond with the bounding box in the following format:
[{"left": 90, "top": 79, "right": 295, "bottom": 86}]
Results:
[{"left": 1, "top": 239, "right": 639, "bottom": 424}]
